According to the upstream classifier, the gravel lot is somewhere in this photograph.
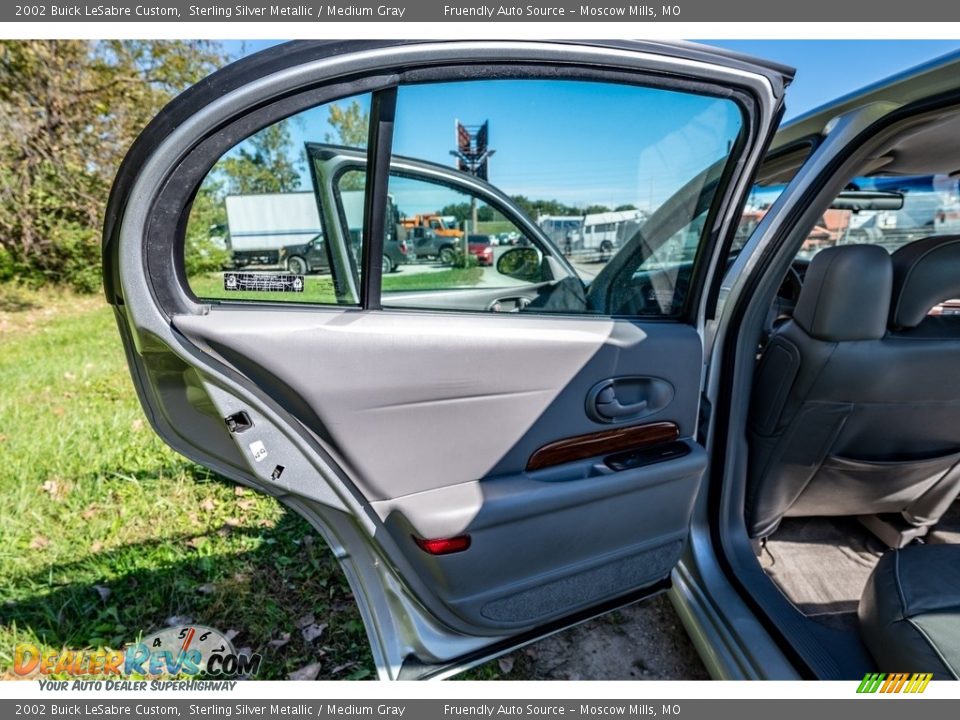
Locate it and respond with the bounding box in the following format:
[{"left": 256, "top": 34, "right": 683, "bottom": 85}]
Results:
[{"left": 482, "top": 594, "right": 709, "bottom": 680}]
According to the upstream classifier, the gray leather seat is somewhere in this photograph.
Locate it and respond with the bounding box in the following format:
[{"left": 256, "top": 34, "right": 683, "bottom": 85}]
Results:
[
  {"left": 859, "top": 544, "right": 960, "bottom": 679},
  {"left": 746, "top": 237, "right": 960, "bottom": 539}
]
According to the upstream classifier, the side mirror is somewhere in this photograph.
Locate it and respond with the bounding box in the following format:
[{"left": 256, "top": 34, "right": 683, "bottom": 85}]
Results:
[{"left": 496, "top": 246, "right": 542, "bottom": 282}]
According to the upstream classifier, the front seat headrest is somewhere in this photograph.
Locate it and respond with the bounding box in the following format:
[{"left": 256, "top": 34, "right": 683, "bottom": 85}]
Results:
[
  {"left": 793, "top": 244, "right": 892, "bottom": 342},
  {"left": 890, "top": 235, "right": 960, "bottom": 329}
]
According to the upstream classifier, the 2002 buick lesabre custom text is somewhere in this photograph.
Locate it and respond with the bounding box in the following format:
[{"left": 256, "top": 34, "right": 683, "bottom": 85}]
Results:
[{"left": 47, "top": 4, "right": 182, "bottom": 16}]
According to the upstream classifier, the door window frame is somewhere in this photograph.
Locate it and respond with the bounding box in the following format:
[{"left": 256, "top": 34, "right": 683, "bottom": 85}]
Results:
[{"left": 158, "top": 63, "right": 763, "bottom": 326}]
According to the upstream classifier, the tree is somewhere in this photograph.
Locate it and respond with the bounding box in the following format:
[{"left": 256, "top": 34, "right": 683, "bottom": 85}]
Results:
[
  {"left": 325, "top": 99, "right": 369, "bottom": 147},
  {"left": 583, "top": 204, "right": 612, "bottom": 215},
  {"left": 220, "top": 121, "right": 302, "bottom": 195},
  {"left": 614, "top": 203, "right": 638, "bottom": 212},
  {"left": 183, "top": 177, "right": 229, "bottom": 277},
  {"left": 440, "top": 203, "right": 472, "bottom": 223},
  {"left": 510, "top": 195, "right": 579, "bottom": 219},
  {"left": 325, "top": 99, "right": 369, "bottom": 191},
  {"left": 0, "top": 40, "right": 224, "bottom": 291}
]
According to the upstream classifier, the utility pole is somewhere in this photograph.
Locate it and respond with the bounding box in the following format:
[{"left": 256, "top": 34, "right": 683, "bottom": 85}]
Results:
[{"left": 451, "top": 119, "right": 495, "bottom": 260}]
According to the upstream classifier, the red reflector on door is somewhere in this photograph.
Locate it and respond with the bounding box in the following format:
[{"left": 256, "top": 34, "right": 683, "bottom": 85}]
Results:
[{"left": 412, "top": 534, "right": 471, "bottom": 555}]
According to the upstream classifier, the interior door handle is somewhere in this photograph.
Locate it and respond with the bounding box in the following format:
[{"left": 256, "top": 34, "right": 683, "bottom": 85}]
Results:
[{"left": 594, "top": 386, "right": 648, "bottom": 419}]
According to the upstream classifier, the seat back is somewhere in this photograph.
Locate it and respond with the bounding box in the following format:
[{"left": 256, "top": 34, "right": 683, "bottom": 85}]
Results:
[{"left": 746, "top": 239, "right": 960, "bottom": 538}]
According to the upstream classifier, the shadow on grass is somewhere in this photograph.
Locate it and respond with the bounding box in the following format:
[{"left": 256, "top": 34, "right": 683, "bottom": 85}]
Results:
[
  {"left": 0, "top": 510, "right": 373, "bottom": 680},
  {"left": 0, "top": 294, "right": 39, "bottom": 312}
]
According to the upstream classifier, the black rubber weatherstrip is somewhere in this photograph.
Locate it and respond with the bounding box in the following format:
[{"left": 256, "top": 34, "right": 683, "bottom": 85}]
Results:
[{"left": 361, "top": 87, "right": 398, "bottom": 310}]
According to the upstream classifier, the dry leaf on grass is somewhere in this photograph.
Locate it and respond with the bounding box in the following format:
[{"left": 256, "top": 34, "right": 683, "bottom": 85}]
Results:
[
  {"left": 40, "top": 479, "right": 69, "bottom": 501},
  {"left": 267, "top": 632, "right": 291, "bottom": 649},
  {"left": 295, "top": 614, "right": 315, "bottom": 628},
  {"left": 301, "top": 623, "right": 327, "bottom": 643},
  {"left": 287, "top": 662, "right": 322, "bottom": 681}
]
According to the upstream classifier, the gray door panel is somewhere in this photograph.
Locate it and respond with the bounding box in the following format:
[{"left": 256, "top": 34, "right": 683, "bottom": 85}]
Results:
[
  {"left": 173, "top": 308, "right": 702, "bottom": 499},
  {"left": 375, "top": 442, "right": 705, "bottom": 628},
  {"left": 174, "top": 306, "right": 705, "bottom": 630}
]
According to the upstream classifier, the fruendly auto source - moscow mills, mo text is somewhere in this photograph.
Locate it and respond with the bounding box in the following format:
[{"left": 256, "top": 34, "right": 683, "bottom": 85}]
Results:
[{"left": 29, "top": 3, "right": 675, "bottom": 19}]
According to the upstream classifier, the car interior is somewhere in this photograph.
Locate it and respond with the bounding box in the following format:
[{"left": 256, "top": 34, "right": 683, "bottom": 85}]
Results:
[{"left": 741, "top": 109, "right": 960, "bottom": 678}]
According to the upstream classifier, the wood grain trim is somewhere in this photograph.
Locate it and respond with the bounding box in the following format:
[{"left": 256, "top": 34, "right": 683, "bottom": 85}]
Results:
[{"left": 526, "top": 422, "right": 680, "bottom": 472}]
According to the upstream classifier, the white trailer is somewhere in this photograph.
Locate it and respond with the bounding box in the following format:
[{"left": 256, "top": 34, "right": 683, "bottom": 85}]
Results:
[
  {"left": 538, "top": 209, "right": 647, "bottom": 256},
  {"left": 224, "top": 191, "right": 365, "bottom": 266}
]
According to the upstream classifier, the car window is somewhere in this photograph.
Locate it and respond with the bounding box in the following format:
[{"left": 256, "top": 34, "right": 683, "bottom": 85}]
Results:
[
  {"left": 796, "top": 175, "right": 960, "bottom": 260},
  {"left": 381, "top": 171, "right": 552, "bottom": 297},
  {"left": 381, "top": 78, "right": 745, "bottom": 318},
  {"left": 182, "top": 93, "right": 372, "bottom": 304}
]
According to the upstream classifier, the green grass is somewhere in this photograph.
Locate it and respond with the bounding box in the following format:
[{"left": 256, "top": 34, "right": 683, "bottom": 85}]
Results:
[
  {"left": 0, "top": 284, "right": 372, "bottom": 680},
  {"left": 0, "top": 282, "right": 517, "bottom": 682},
  {"left": 382, "top": 266, "right": 484, "bottom": 291},
  {"left": 476, "top": 221, "right": 516, "bottom": 235}
]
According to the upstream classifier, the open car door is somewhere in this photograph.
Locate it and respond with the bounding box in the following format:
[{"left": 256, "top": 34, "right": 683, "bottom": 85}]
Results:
[{"left": 103, "top": 40, "right": 791, "bottom": 679}]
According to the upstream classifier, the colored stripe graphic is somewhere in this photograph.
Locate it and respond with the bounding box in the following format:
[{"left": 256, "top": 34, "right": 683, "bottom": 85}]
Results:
[{"left": 857, "top": 672, "right": 931, "bottom": 693}]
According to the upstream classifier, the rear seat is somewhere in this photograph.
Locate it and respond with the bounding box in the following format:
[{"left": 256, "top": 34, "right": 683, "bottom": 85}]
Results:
[{"left": 859, "top": 544, "right": 960, "bottom": 679}]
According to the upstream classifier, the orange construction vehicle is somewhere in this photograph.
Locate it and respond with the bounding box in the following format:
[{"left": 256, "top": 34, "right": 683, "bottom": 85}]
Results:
[{"left": 400, "top": 214, "right": 463, "bottom": 240}]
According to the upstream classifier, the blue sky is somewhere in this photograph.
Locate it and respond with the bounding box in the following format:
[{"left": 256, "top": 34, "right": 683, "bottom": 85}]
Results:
[
  {"left": 706, "top": 40, "right": 960, "bottom": 120},
  {"left": 225, "top": 40, "right": 960, "bottom": 120},
  {"left": 220, "top": 40, "right": 960, "bottom": 212}
]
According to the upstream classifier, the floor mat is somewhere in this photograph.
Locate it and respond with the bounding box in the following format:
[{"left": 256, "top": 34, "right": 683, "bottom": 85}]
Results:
[
  {"left": 762, "top": 504, "right": 960, "bottom": 630},
  {"left": 761, "top": 517, "right": 885, "bottom": 630}
]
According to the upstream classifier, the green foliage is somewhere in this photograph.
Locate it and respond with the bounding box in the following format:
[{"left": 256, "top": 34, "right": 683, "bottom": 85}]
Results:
[
  {"left": 47, "top": 223, "right": 103, "bottom": 293},
  {"left": 450, "top": 249, "right": 479, "bottom": 269},
  {"left": 510, "top": 194, "right": 579, "bottom": 219},
  {"left": 325, "top": 100, "right": 369, "bottom": 191},
  {"left": 440, "top": 203, "right": 472, "bottom": 223},
  {"left": 325, "top": 99, "right": 369, "bottom": 147},
  {"left": 440, "top": 203, "right": 495, "bottom": 224},
  {"left": 220, "top": 121, "right": 302, "bottom": 195},
  {"left": 497, "top": 247, "right": 542, "bottom": 282},
  {"left": 0, "top": 40, "right": 225, "bottom": 292},
  {"left": 0, "top": 293, "right": 374, "bottom": 679},
  {"left": 583, "top": 204, "right": 613, "bottom": 215},
  {"left": 184, "top": 179, "right": 230, "bottom": 277},
  {"left": 0, "top": 246, "right": 14, "bottom": 282}
]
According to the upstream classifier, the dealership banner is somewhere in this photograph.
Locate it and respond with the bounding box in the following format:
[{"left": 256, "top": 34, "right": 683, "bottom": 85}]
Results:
[
  {"left": 6, "top": 0, "right": 960, "bottom": 22},
  {"left": 2, "top": 698, "right": 960, "bottom": 718}
]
